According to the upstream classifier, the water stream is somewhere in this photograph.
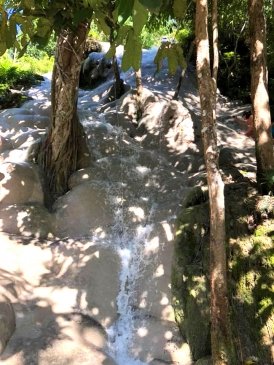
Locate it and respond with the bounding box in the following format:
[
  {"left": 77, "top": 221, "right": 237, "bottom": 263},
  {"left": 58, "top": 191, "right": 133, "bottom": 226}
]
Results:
[{"left": 20, "top": 46, "right": 191, "bottom": 364}]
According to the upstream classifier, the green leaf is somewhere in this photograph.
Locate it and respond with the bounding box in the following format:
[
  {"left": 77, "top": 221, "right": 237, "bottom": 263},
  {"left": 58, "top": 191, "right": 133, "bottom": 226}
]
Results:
[
  {"left": 6, "top": 16, "right": 17, "bottom": 48},
  {"left": 105, "top": 43, "right": 116, "bottom": 59},
  {"left": 0, "top": 9, "right": 7, "bottom": 38},
  {"left": 133, "top": 0, "right": 148, "bottom": 35},
  {"left": 173, "top": 0, "right": 187, "bottom": 19},
  {"left": 154, "top": 42, "right": 186, "bottom": 75},
  {"left": 94, "top": 12, "right": 111, "bottom": 36},
  {"left": 117, "top": 0, "right": 134, "bottom": 24},
  {"left": 36, "top": 18, "right": 52, "bottom": 38},
  {"left": 73, "top": 8, "right": 92, "bottom": 25},
  {"left": 22, "top": 0, "right": 35, "bottom": 10},
  {"left": 122, "top": 28, "right": 142, "bottom": 71},
  {"left": 138, "top": 0, "right": 163, "bottom": 10}
]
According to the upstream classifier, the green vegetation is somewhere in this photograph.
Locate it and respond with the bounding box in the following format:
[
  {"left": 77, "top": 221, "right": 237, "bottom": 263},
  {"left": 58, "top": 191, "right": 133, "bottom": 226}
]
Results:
[
  {"left": 0, "top": 52, "right": 53, "bottom": 109},
  {"left": 173, "top": 184, "right": 274, "bottom": 363}
]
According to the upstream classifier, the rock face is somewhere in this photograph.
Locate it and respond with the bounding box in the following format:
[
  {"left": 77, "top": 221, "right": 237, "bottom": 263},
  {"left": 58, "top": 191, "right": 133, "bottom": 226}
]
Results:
[
  {"left": 0, "top": 238, "right": 120, "bottom": 365},
  {"left": 79, "top": 52, "right": 112, "bottom": 88},
  {"left": 0, "top": 162, "right": 44, "bottom": 206},
  {"left": 0, "top": 294, "right": 15, "bottom": 355},
  {"left": 53, "top": 183, "right": 113, "bottom": 237},
  {"left": 172, "top": 187, "right": 211, "bottom": 361}
]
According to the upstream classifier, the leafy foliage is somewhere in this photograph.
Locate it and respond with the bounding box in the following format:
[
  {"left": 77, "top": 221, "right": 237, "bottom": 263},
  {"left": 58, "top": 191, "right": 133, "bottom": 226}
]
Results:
[{"left": 154, "top": 41, "right": 186, "bottom": 74}]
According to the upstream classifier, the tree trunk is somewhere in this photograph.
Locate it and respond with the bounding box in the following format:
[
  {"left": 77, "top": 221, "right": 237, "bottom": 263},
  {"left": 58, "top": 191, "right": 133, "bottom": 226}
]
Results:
[
  {"left": 41, "top": 22, "right": 90, "bottom": 204},
  {"left": 195, "top": 1, "right": 236, "bottom": 364},
  {"left": 248, "top": 0, "right": 274, "bottom": 193},
  {"left": 173, "top": 41, "right": 194, "bottom": 100},
  {"left": 109, "top": 27, "right": 124, "bottom": 100},
  {"left": 135, "top": 68, "right": 143, "bottom": 120}
]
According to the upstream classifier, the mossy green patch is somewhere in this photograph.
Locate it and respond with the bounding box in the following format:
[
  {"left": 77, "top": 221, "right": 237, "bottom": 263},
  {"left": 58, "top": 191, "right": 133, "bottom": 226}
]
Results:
[
  {"left": 172, "top": 182, "right": 274, "bottom": 364},
  {"left": 172, "top": 195, "right": 211, "bottom": 360}
]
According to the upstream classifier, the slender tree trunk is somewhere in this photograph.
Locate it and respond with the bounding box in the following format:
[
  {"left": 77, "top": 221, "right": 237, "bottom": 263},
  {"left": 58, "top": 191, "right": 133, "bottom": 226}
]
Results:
[
  {"left": 41, "top": 21, "right": 90, "bottom": 204},
  {"left": 110, "top": 27, "right": 124, "bottom": 100},
  {"left": 135, "top": 68, "right": 143, "bottom": 120},
  {"left": 195, "top": 1, "right": 236, "bottom": 364},
  {"left": 173, "top": 41, "right": 194, "bottom": 100},
  {"left": 248, "top": 0, "right": 274, "bottom": 193},
  {"left": 212, "top": 0, "right": 219, "bottom": 87}
]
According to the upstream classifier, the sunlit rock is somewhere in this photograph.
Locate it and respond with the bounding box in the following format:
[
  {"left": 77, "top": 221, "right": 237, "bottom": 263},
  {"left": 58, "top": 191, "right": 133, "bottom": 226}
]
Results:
[
  {"left": 130, "top": 222, "right": 177, "bottom": 322},
  {"left": 53, "top": 183, "right": 113, "bottom": 237},
  {"left": 129, "top": 316, "right": 192, "bottom": 365},
  {"left": 0, "top": 162, "right": 44, "bottom": 206},
  {"left": 0, "top": 294, "right": 15, "bottom": 355},
  {"left": 3, "top": 114, "right": 49, "bottom": 131}
]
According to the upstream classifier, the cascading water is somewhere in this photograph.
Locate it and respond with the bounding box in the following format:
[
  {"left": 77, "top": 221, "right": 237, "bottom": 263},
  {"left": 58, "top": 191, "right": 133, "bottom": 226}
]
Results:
[
  {"left": 11, "top": 45, "right": 193, "bottom": 365},
  {"left": 81, "top": 111, "right": 159, "bottom": 364}
]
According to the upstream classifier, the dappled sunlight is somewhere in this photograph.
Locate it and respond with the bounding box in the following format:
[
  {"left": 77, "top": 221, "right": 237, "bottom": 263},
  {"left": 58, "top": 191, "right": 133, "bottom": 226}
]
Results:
[
  {"left": 1, "top": 41, "right": 262, "bottom": 365},
  {"left": 128, "top": 206, "right": 145, "bottom": 222}
]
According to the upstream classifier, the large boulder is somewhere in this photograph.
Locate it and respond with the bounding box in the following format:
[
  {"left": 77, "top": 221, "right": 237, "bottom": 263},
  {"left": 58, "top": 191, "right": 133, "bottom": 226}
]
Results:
[
  {"left": 0, "top": 294, "right": 15, "bottom": 355},
  {"left": 0, "top": 204, "right": 53, "bottom": 238},
  {"left": 53, "top": 182, "right": 113, "bottom": 237},
  {"left": 0, "top": 239, "right": 120, "bottom": 365},
  {"left": 2, "top": 114, "right": 49, "bottom": 132},
  {"left": 0, "top": 162, "right": 44, "bottom": 207},
  {"left": 1, "top": 310, "right": 117, "bottom": 365},
  {"left": 79, "top": 52, "right": 112, "bottom": 88}
]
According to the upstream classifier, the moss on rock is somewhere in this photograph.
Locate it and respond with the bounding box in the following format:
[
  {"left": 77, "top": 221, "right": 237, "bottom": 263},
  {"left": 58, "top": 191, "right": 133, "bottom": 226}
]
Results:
[
  {"left": 172, "top": 183, "right": 274, "bottom": 364},
  {"left": 172, "top": 186, "right": 211, "bottom": 360}
]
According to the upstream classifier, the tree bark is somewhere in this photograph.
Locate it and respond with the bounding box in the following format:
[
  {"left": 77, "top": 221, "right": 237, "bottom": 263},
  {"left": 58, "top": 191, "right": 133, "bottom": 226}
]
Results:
[
  {"left": 135, "top": 68, "right": 143, "bottom": 120},
  {"left": 173, "top": 41, "right": 194, "bottom": 100},
  {"left": 248, "top": 0, "right": 274, "bottom": 193},
  {"left": 41, "top": 22, "right": 90, "bottom": 204},
  {"left": 195, "top": 1, "right": 236, "bottom": 364}
]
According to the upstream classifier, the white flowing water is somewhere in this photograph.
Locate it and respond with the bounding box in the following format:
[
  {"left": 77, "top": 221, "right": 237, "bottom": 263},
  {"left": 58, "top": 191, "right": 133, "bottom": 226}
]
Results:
[{"left": 81, "top": 113, "right": 161, "bottom": 364}]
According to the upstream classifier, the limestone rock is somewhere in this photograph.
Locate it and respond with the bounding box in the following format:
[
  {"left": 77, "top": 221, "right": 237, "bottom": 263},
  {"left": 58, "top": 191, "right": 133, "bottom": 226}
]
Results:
[
  {"left": 85, "top": 121, "right": 133, "bottom": 159},
  {"left": 3, "top": 114, "right": 49, "bottom": 131},
  {"left": 53, "top": 182, "right": 113, "bottom": 237},
  {"left": 0, "top": 137, "right": 12, "bottom": 153},
  {"left": 10, "top": 129, "right": 45, "bottom": 149},
  {"left": 0, "top": 204, "right": 53, "bottom": 238},
  {"left": 0, "top": 294, "right": 15, "bottom": 355},
  {"left": 130, "top": 222, "right": 177, "bottom": 322},
  {"left": 1, "top": 310, "right": 116, "bottom": 365},
  {"left": 130, "top": 316, "right": 192, "bottom": 365},
  {"left": 0, "top": 162, "right": 44, "bottom": 206}
]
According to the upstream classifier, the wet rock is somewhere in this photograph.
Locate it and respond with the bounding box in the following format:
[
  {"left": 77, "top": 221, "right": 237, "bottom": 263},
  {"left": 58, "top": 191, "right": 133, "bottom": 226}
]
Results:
[
  {"left": 0, "top": 162, "right": 44, "bottom": 206},
  {"left": 10, "top": 129, "right": 45, "bottom": 149},
  {"left": 0, "top": 294, "right": 15, "bottom": 355},
  {"left": 85, "top": 122, "right": 134, "bottom": 159},
  {"left": 0, "top": 136, "right": 12, "bottom": 153},
  {"left": 79, "top": 52, "right": 112, "bottom": 89},
  {"left": 130, "top": 316, "right": 192, "bottom": 365},
  {"left": 130, "top": 222, "right": 177, "bottom": 322},
  {"left": 2, "top": 114, "right": 49, "bottom": 132}
]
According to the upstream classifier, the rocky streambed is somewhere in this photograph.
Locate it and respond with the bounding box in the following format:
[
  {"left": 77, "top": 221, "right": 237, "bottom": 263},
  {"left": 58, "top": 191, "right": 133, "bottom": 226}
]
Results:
[{"left": 0, "top": 46, "right": 257, "bottom": 365}]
